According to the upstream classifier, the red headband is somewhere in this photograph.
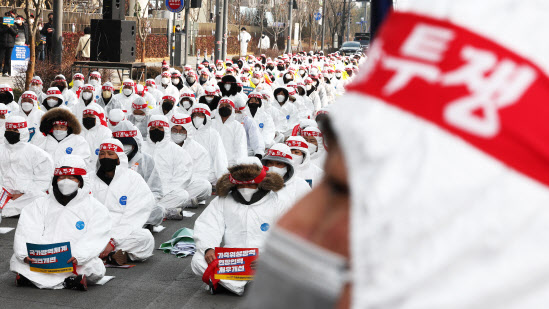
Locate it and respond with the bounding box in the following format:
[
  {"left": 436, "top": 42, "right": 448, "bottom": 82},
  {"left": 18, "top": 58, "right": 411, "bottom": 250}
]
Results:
[
  {"left": 162, "top": 95, "right": 176, "bottom": 102},
  {"left": 219, "top": 99, "right": 235, "bottom": 109},
  {"left": 100, "top": 143, "right": 123, "bottom": 152},
  {"left": 31, "top": 78, "right": 43, "bottom": 85},
  {"left": 148, "top": 120, "right": 169, "bottom": 128},
  {"left": 21, "top": 93, "right": 37, "bottom": 101},
  {"left": 267, "top": 149, "right": 293, "bottom": 160},
  {"left": 0, "top": 87, "right": 12, "bottom": 92},
  {"left": 303, "top": 130, "right": 323, "bottom": 137},
  {"left": 113, "top": 130, "right": 138, "bottom": 138},
  {"left": 123, "top": 81, "right": 134, "bottom": 87},
  {"left": 229, "top": 166, "right": 269, "bottom": 184},
  {"left": 286, "top": 139, "right": 309, "bottom": 149},
  {"left": 171, "top": 115, "right": 192, "bottom": 125},
  {"left": 54, "top": 167, "right": 87, "bottom": 176},
  {"left": 0, "top": 109, "right": 7, "bottom": 115},
  {"left": 53, "top": 121, "right": 68, "bottom": 126},
  {"left": 83, "top": 109, "right": 100, "bottom": 118},
  {"left": 47, "top": 89, "right": 62, "bottom": 95},
  {"left": 180, "top": 92, "right": 195, "bottom": 98},
  {"left": 6, "top": 122, "right": 27, "bottom": 129},
  {"left": 248, "top": 93, "right": 262, "bottom": 99},
  {"left": 132, "top": 102, "right": 148, "bottom": 110},
  {"left": 102, "top": 85, "right": 114, "bottom": 91},
  {"left": 73, "top": 74, "right": 84, "bottom": 79},
  {"left": 192, "top": 108, "right": 211, "bottom": 117}
]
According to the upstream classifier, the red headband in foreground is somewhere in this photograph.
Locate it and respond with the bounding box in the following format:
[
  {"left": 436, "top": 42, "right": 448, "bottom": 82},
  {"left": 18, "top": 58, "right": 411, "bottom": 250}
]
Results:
[{"left": 229, "top": 166, "right": 269, "bottom": 184}]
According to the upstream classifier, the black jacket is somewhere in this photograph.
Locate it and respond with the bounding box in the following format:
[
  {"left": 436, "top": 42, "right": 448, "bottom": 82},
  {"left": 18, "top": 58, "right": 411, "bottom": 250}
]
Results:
[
  {"left": 13, "top": 23, "right": 29, "bottom": 46},
  {"left": 40, "top": 22, "right": 53, "bottom": 44},
  {"left": 0, "top": 24, "right": 17, "bottom": 48}
]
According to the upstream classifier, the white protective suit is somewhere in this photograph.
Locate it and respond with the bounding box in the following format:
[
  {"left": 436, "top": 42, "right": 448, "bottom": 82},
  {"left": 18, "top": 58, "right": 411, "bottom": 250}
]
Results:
[
  {"left": 51, "top": 75, "right": 79, "bottom": 108},
  {"left": 191, "top": 158, "right": 287, "bottom": 295},
  {"left": 157, "top": 73, "right": 180, "bottom": 100},
  {"left": 127, "top": 96, "right": 151, "bottom": 138},
  {"left": 136, "top": 84, "right": 158, "bottom": 109},
  {"left": 0, "top": 116, "right": 54, "bottom": 217},
  {"left": 145, "top": 79, "right": 164, "bottom": 105},
  {"left": 302, "top": 127, "right": 326, "bottom": 169},
  {"left": 191, "top": 104, "right": 229, "bottom": 184},
  {"left": 73, "top": 84, "right": 105, "bottom": 125},
  {"left": 272, "top": 87, "right": 299, "bottom": 137},
  {"left": 234, "top": 96, "right": 265, "bottom": 157},
  {"left": 211, "top": 99, "right": 248, "bottom": 167},
  {"left": 92, "top": 138, "right": 155, "bottom": 261},
  {"left": 0, "top": 104, "right": 7, "bottom": 144},
  {"left": 141, "top": 115, "right": 194, "bottom": 210},
  {"left": 29, "top": 76, "right": 47, "bottom": 104},
  {"left": 81, "top": 103, "right": 112, "bottom": 172},
  {"left": 258, "top": 34, "right": 270, "bottom": 49},
  {"left": 0, "top": 84, "right": 20, "bottom": 114},
  {"left": 285, "top": 136, "right": 323, "bottom": 188},
  {"left": 10, "top": 156, "right": 111, "bottom": 289},
  {"left": 96, "top": 82, "right": 124, "bottom": 117},
  {"left": 169, "top": 113, "right": 212, "bottom": 202},
  {"left": 243, "top": 92, "right": 276, "bottom": 149},
  {"left": 238, "top": 30, "right": 251, "bottom": 56},
  {"left": 14, "top": 91, "right": 46, "bottom": 148},
  {"left": 112, "top": 80, "right": 139, "bottom": 115}
]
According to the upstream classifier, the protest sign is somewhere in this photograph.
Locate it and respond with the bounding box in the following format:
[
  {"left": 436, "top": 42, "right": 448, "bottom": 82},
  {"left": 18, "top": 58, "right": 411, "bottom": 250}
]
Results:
[
  {"left": 214, "top": 247, "right": 258, "bottom": 280},
  {"left": 27, "top": 242, "right": 73, "bottom": 273}
]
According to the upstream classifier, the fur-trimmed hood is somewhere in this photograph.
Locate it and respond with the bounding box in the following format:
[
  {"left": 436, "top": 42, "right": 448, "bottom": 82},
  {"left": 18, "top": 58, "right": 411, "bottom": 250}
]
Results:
[
  {"left": 40, "top": 107, "right": 82, "bottom": 135},
  {"left": 216, "top": 164, "right": 284, "bottom": 197}
]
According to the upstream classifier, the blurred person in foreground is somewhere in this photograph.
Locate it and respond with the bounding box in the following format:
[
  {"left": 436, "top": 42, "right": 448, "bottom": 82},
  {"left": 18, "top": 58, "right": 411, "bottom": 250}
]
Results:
[{"left": 247, "top": 0, "right": 549, "bottom": 308}]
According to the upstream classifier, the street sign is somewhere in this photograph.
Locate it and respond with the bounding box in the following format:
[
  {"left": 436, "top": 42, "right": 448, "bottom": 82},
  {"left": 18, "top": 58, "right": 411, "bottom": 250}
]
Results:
[
  {"left": 166, "top": 0, "right": 185, "bottom": 13},
  {"left": 314, "top": 12, "right": 322, "bottom": 21}
]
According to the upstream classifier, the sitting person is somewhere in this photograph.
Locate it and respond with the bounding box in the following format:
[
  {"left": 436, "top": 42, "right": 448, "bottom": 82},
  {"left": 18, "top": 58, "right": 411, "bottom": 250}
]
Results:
[
  {"left": 261, "top": 143, "right": 310, "bottom": 209},
  {"left": 302, "top": 126, "right": 327, "bottom": 169},
  {"left": 191, "top": 157, "right": 285, "bottom": 295},
  {"left": 0, "top": 116, "right": 54, "bottom": 217},
  {"left": 10, "top": 156, "right": 111, "bottom": 290},
  {"left": 92, "top": 139, "right": 155, "bottom": 264},
  {"left": 81, "top": 103, "right": 111, "bottom": 173},
  {"left": 286, "top": 136, "right": 323, "bottom": 187}
]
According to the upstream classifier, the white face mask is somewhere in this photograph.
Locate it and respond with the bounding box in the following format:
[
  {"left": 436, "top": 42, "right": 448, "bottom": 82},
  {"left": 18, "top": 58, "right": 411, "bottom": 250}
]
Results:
[
  {"left": 205, "top": 96, "right": 214, "bottom": 103},
  {"left": 57, "top": 179, "right": 79, "bottom": 196},
  {"left": 237, "top": 187, "right": 258, "bottom": 202},
  {"left": 292, "top": 154, "right": 304, "bottom": 165},
  {"left": 182, "top": 100, "right": 191, "bottom": 109},
  {"left": 335, "top": 73, "right": 342, "bottom": 78},
  {"left": 47, "top": 98, "right": 58, "bottom": 107},
  {"left": 172, "top": 78, "right": 179, "bottom": 85},
  {"left": 73, "top": 80, "right": 83, "bottom": 89},
  {"left": 161, "top": 77, "right": 170, "bottom": 85},
  {"left": 224, "top": 84, "right": 232, "bottom": 91},
  {"left": 82, "top": 92, "right": 92, "bottom": 100},
  {"left": 285, "top": 74, "right": 292, "bottom": 79},
  {"left": 53, "top": 129, "right": 68, "bottom": 141},
  {"left": 30, "top": 85, "right": 40, "bottom": 93},
  {"left": 299, "top": 70, "right": 305, "bottom": 75},
  {"left": 90, "top": 79, "right": 100, "bottom": 86},
  {"left": 217, "top": 66, "right": 223, "bottom": 70},
  {"left": 102, "top": 90, "right": 112, "bottom": 99},
  {"left": 251, "top": 78, "right": 260, "bottom": 85},
  {"left": 193, "top": 116, "right": 204, "bottom": 129},
  {"left": 123, "top": 88, "right": 132, "bottom": 96},
  {"left": 276, "top": 95, "right": 285, "bottom": 103},
  {"left": 38, "top": 26, "right": 43, "bottom": 31},
  {"left": 123, "top": 144, "right": 133, "bottom": 155},
  {"left": 269, "top": 166, "right": 287, "bottom": 177},
  {"left": 171, "top": 132, "right": 186, "bottom": 144},
  {"left": 306, "top": 85, "right": 312, "bottom": 91},
  {"left": 21, "top": 102, "right": 33, "bottom": 112},
  {"left": 187, "top": 77, "right": 196, "bottom": 84},
  {"left": 133, "top": 114, "right": 146, "bottom": 122},
  {"left": 307, "top": 142, "right": 318, "bottom": 153}
]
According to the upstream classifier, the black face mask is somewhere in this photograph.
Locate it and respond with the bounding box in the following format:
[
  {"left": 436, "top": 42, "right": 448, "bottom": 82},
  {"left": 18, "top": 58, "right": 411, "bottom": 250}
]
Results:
[
  {"left": 267, "top": 66, "right": 274, "bottom": 70},
  {"left": 218, "top": 106, "right": 232, "bottom": 117},
  {"left": 4, "top": 130, "right": 20, "bottom": 144},
  {"left": 347, "top": 71, "right": 353, "bottom": 77},
  {"left": 55, "top": 83, "right": 66, "bottom": 92},
  {"left": 99, "top": 158, "right": 118, "bottom": 172},
  {"left": 249, "top": 104, "right": 259, "bottom": 117},
  {"left": 0, "top": 92, "right": 11, "bottom": 104},
  {"left": 277, "top": 66, "right": 284, "bottom": 71},
  {"left": 162, "top": 101, "right": 174, "bottom": 114},
  {"left": 82, "top": 117, "right": 96, "bottom": 130},
  {"left": 149, "top": 129, "right": 164, "bottom": 143}
]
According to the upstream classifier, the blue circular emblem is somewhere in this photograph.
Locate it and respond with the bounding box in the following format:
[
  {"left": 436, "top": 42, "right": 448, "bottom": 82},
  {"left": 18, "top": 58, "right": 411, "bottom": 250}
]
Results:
[
  {"left": 95, "top": 148, "right": 100, "bottom": 155},
  {"left": 259, "top": 123, "right": 264, "bottom": 129},
  {"left": 286, "top": 115, "right": 290, "bottom": 120},
  {"left": 65, "top": 101, "right": 69, "bottom": 105},
  {"left": 260, "top": 223, "right": 270, "bottom": 232},
  {"left": 95, "top": 95, "right": 100, "bottom": 99},
  {"left": 119, "top": 196, "right": 127, "bottom": 206},
  {"left": 66, "top": 147, "right": 73, "bottom": 154},
  {"left": 75, "top": 221, "right": 85, "bottom": 230}
]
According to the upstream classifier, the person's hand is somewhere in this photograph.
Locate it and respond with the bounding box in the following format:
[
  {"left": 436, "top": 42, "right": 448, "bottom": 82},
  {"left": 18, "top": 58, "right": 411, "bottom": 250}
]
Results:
[
  {"left": 24, "top": 257, "right": 37, "bottom": 264},
  {"left": 47, "top": 28, "right": 53, "bottom": 33},
  {"left": 11, "top": 193, "right": 24, "bottom": 200},
  {"left": 67, "top": 257, "right": 78, "bottom": 265},
  {"left": 99, "top": 243, "right": 114, "bottom": 259},
  {"left": 204, "top": 249, "right": 216, "bottom": 264}
]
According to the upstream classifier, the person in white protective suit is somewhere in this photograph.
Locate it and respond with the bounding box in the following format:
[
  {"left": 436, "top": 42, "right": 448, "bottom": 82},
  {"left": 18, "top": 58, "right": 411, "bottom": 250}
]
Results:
[
  {"left": 211, "top": 98, "right": 248, "bottom": 166},
  {"left": 258, "top": 33, "right": 270, "bottom": 49},
  {"left": 145, "top": 79, "right": 164, "bottom": 104},
  {"left": 242, "top": 91, "right": 276, "bottom": 149},
  {"left": 286, "top": 84, "right": 309, "bottom": 122},
  {"left": 81, "top": 103, "right": 112, "bottom": 172},
  {"left": 260, "top": 90, "right": 286, "bottom": 142},
  {"left": 14, "top": 91, "right": 46, "bottom": 147},
  {"left": 183, "top": 71, "right": 205, "bottom": 99},
  {"left": 96, "top": 82, "right": 124, "bottom": 117},
  {"left": 233, "top": 97, "right": 265, "bottom": 158},
  {"left": 108, "top": 109, "right": 126, "bottom": 130},
  {"left": 261, "top": 143, "right": 310, "bottom": 209},
  {"left": 73, "top": 84, "right": 105, "bottom": 125},
  {"left": 177, "top": 88, "right": 197, "bottom": 114},
  {"left": 285, "top": 136, "right": 323, "bottom": 188},
  {"left": 190, "top": 104, "right": 228, "bottom": 185},
  {"left": 157, "top": 71, "right": 180, "bottom": 99},
  {"left": 136, "top": 84, "right": 157, "bottom": 109},
  {"left": 0, "top": 84, "right": 20, "bottom": 114},
  {"left": 39, "top": 108, "right": 91, "bottom": 166},
  {"left": 331, "top": 68, "right": 346, "bottom": 96},
  {"left": 151, "top": 94, "right": 177, "bottom": 118},
  {"left": 112, "top": 121, "right": 164, "bottom": 227},
  {"left": 191, "top": 157, "right": 285, "bottom": 295},
  {"left": 169, "top": 113, "right": 212, "bottom": 204},
  {"left": 87, "top": 71, "right": 102, "bottom": 100},
  {"left": 29, "top": 76, "right": 47, "bottom": 104},
  {"left": 0, "top": 104, "right": 7, "bottom": 145},
  {"left": 0, "top": 116, "right": 54, "bottom": 217},
  {"left": 93, "top": 138, "right": 155, "bottom": 264},
  {"left": 127, "top": 96, "right": 151, "bottom": 138},
  {"left": 40, "top": 87, "right": 69, "bottom": 111},
  {"left": 237, "top": 27, "right": 251, "bottom": 56},
  {"left": 272, "top": 87, "right": 299, "bottom": 137},
  {"left": 70, "top": 73, "right": 85, "bottom": 99},
  {"left": 112, "top": 79, "right": 138, "bottom": 114},
  {"left": 171, "top": 70, "right": 185, "bottom": 92},
  {"left": 50, "top": 75, "right": 78, "bottom": 108},
  {"left": 141, "top": 115, "right": 197, "bottom": 219},
  {"left": 302, "top": 126, "right": 326, "bottom": 169},
  {"left": 295, "top": 81, "right": 315, "bottom": 119},
  {"left": 154, "top": 64, "right": 171, "bottom": 87},
  {"left": 10, "top": 156, "right": 111, "bottom": 290}
]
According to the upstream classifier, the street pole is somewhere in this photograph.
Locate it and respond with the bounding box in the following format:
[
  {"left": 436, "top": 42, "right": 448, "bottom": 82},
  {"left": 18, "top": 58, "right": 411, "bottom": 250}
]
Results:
[
  {"left": 221, "top": 0, "right": 228, "bottom": 61},
  {"left": 286, "top": 0, "right": 292, "bottom": 54},
  {"left": 170, "top": 12, "right": 176, "bottom": 66},
  {"left": 340, "top": 0, "right": 346, "bottom": 47},
  {"left": 184, "top": 0, "right": 190, "bottom": 65},
  {"left": 214, "top": 0, "right": 223, "bottom": 62},
  {"left": 347, "top": 3, "right": 351, "bottom": 41},
  {"left": 321, "top": 0, "right": 326, "bottom": 51},
  {"left": 259, "top": 3, "right": 264, "bottom": 55},
  {"left": 52, "top": 0, "right": 63, "bottom": 65}
]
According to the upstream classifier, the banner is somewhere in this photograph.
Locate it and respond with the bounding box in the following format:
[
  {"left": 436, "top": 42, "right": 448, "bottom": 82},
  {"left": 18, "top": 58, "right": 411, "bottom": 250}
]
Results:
[
  {"left": 214, "top": 247, "right": 258, "bottom": 280},
  {"left": 11, "top": 45, "right": 30, "bottom": 75},
  {"left": 2, "top": 17, "right": 14, "bottom": 26},
  {"left": 27, "top": 242, "right": 74, "bottom": 273},
  {"left": 242, "top": 86, "right": 254, "bottom": 95}
]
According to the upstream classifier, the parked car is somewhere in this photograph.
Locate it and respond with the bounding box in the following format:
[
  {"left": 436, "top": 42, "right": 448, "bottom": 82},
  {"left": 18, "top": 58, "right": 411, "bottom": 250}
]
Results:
[{"left": 338, "top": 41, "right": 363, "bottom": 56}]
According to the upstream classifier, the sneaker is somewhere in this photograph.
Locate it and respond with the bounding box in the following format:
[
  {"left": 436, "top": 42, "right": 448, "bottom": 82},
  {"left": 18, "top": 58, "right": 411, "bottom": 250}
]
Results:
[
  {"left": 2, "top": 73, "right": 8, "bottom": 77},
  {"left": 106, "top": 250, "right": 128, "bottom": 266},
  {"left": 186, "top": 197, "right": 200, "bottom": 209},
  {"left": 165, "top": 207, "right": 183, "bottom": 220},
  {"left": 63, "top": 274, "right": 88, "bottom": 291},
  {"left": 144, "top": 224, "right": 154, "bottom": 232},
  {"left": 15, "top": 273, "right": 32, "bottom": 287}
]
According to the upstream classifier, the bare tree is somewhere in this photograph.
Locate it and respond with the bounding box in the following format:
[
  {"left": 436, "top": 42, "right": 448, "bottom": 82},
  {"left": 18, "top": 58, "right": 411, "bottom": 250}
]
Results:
[
  {"left": 24, "top": 0, "right": 45, "bottom": 90},
  {"left": 265, "top": 0, "right": 288, "bottom": 51},
  {"left": 135, "top": 0, "right": 152, "bottom": 62}
]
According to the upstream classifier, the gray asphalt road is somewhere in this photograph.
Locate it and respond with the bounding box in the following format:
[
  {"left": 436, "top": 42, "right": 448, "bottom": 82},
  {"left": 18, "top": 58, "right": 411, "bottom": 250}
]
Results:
[{"left": 0, "top": 203, "right": 244, "bottom": 309}]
